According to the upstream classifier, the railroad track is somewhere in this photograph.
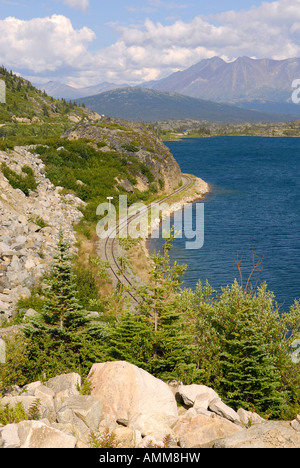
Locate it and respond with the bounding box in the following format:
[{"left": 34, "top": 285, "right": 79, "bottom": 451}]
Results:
[{"left": 104, "top": 174, "right": 194, "bottom": 305}]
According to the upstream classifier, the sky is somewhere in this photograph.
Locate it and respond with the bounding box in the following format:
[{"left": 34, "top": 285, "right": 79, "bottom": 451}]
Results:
[{"left": 1, "top": 0, "right": 300, "bottom": 87}]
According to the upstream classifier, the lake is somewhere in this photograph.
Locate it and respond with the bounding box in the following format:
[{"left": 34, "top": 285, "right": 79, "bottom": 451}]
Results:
[{"left": 148, "top": 137, "right": 300, "bottom": 311}]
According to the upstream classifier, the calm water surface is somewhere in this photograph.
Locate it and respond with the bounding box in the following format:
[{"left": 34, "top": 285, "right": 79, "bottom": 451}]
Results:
[{"left": 148, "top": 137, "right": 300, "bottom": 311}]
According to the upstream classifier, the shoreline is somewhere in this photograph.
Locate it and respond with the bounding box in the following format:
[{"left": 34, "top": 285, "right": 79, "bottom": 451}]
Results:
[{"left": 137, "top": 174, "right": 210, "bottom": 266}]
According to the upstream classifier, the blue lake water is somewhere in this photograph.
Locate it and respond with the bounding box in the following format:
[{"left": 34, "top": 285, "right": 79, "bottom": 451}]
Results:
[{"left": 148, "top": 137, "right": 300, "bottom": 311}]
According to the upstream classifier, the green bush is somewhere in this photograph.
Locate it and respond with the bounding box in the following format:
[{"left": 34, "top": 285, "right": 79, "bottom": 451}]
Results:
[
  {"left": 140, "top": 163, "right": 155, "bottom": 183},
  {"left": 1, "top": 163, "right": 37, "bottom": 196},
  {"left": 0, "top": 399, "right": 41, "bottom": 425},
  {"left": 121, "top": 141, "right": 140, "bottom": 152}
]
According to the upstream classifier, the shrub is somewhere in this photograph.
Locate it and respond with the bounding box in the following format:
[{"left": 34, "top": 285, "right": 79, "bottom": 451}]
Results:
[
  {"left": 121, "top": 141, "right": 140, "bottom": 152},
  {"left": 88, "top": 429, "right": 119, "bottom": 448},
  {"left": 1, "top": 163, "right": 37, "bottom": 196},
  {"left": 0, "top": 399, "right": 41, "bottom": 425}
]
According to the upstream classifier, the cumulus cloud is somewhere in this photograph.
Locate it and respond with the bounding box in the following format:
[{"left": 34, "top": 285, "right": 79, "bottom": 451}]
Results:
[
  {"left": 0, "top": 15, "right": 95, "bottom": 73},
  {"left": 103, "top": 0, "right": 300, "bottom": 83},
  {"left": 2, "top": 0, "right": 300, "bottom": 86}
]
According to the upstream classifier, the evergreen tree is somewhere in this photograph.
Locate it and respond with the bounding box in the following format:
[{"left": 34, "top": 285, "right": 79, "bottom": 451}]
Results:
[
  {"left": 38, "top": 228, "right": 89, "bottom": 333},
  {"left": 197, "top": 280, "right": 287, "bottom": 418},
  {"left": 138, "top": 231, "right": 186, "bottom": 347},
  {"left": 153, "top": 303, "right": 200, "bottom": 383},
  {"left": 24, "top": 229, "right": 104, "bottom": 378},
  {"left": 105, "top": 312, "right": 154, "bottom": 372},
  {"left": 136, "top": 231, "right": 199, "bottom": 380}
]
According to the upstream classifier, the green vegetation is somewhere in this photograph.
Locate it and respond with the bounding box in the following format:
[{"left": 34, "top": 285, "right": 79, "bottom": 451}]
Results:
[
  {"left": 1, "top": 163, "right": 37, "bottom": 196},
  {"left": 1, "top": 68, "right": 300, "bottom": 423},
  {"left": 154, "top": 119, "right": 300, "bottom": 140},
  {"left": 0, "top": 65, "right": 92, "bottom": 143},
  {"left": 24, "top": 138, "right": 159, "bottom": 239},
  {"left": 2, "top": 230, "right": 300, "bottom": 421},
  {"left": 89, "top": 429, "right": 120, "bottom": 449},
  {"left": 121, "top": 141, "right": 140, "bottom": 152},
  {"left": 22, "top": 230, "right": 106, "bottom": 378},
  {"left": 0, "top": 399, "right": 41, "bottom": 425},
  {"left": 28, "top": 215, "right": 48, "bottom": 229}
]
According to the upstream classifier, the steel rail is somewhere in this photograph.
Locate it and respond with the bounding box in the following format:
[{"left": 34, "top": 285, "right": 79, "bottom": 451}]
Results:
[{"left": 103, "top": 174, "right": 194, "bottom": 304}]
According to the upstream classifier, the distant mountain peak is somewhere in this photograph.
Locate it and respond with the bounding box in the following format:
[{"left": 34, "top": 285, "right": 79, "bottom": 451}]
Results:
[{"left": 145, "top": 56, "right": 300, "bottom": 116}]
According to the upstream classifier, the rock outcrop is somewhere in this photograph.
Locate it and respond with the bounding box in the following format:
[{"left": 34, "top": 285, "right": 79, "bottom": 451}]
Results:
[
  {"left": 1, "top": 361, "right": 300, "bottom": 449},
  {"left": 0, "top": 146, "right": 85, "bottom": 319},
  {"left": 63, "top": 117, "right": 182, "bottom": 193}
]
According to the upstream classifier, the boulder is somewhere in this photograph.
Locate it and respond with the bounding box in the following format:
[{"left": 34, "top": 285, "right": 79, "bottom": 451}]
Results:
[
  {"left": 22, "top": 381, "right": 43, "bottom": 395},
  {"left": 18, "top": 420, "right": 77, "bottom": 448},
  {"left": 88, "top": 361, "right": 178, "bottom": 425},
  {"left": 173, "top": 412, "right": 241, "bottom": 448},
  {"left": 194, "top": 393, "right": 215, "bottom": 411},
  {"left": 0, "top": 423, "right": 20, "bottom": 448},
  {"left": 0, "top": 420, "right": 77, "bottom": 448},
  {"left": 208, "top": 398, "right": 241, "bottom": 425},
  {"left": 45, "top": 373, "right": 81, "bottom": 408},
  {"left": 214, "top": 421, "right": 300, "bottom": 448},
  {"left": 56, "top": 395, "right": 102, "bottom": 440},
  {"left": 114, "top": 426, "right": 142, "bottom": 449},
  {"left": 129, "top": 413, "right": 177, "bottom": 444},
  {"left": 291, "top": 419, "right": 300, "bottom": 432},
  {"left": 34, "top": 385, "right": 56, "bottom": 422},
  {"left": 237, "top": 407, "right": 265, "bottom": 426},
  {"left": 177, "top": 384, "right": 219, "bottom": 408}
]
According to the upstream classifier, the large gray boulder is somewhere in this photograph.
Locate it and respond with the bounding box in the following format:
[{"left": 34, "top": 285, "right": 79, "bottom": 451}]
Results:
[
  {"left": 177, "top": 384, "right": 219, "bottom": 408},
  {"left": 56, "top": 395, "right": 102, "bottom": 441},
  {"left": 208, "top": 398, "right": 241, "bottom": 425},
  {"left": 45, "top": 373, "right": 81, "bottom": 396},
  {"left": 88, "top": 361, "right": 178, "bottom": 426},
  {"left": 214, "top": 421, "right": 300, "bottom": 448},
  {"left": 173, "top": 411, "right": 241, "bottom": 448},
  {"left": 45, "top": 372, "right": 81, "bottom": 409},
  {"left": 0, "top": 421, "right": 77, "bottom": 448}
]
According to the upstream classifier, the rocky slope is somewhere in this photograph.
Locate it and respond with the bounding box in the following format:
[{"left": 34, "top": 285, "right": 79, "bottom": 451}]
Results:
[
  {"left": 63, "top": 117, "right": 182, "bottom": 193},
  {"left": 0, "top": 361, "right": 299, "bottom": 449},
  {"left": 0, "top": 146, "right": 85, "bottom": 319}
]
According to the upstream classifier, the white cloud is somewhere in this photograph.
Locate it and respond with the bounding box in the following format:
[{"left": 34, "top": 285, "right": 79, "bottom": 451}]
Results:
[
  {"left": 3, "top": 0, "right": 300, "bottom": 87},
  {"left": 0, "top": 15, "right": 95, "bottom": 73},
  {"left": 100, "top": 0, "right": 300, "bottom": 84},
  {"left": 60, "top": 0, "right": 89, "bottom": 12}
]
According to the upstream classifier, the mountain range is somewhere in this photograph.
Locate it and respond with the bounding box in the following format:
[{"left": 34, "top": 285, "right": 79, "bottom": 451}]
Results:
[
  {"left": 144, "top": 56, "right": 300, "bottom": 116},
  {"left": 34, "top": 81, "right": 129, "bottom": 100},
  {"left": 35, "top": 56, "right": 300, "bottom": 121},
  {"left": 74, "top": 87, "right": 296, "bottom": 123}
]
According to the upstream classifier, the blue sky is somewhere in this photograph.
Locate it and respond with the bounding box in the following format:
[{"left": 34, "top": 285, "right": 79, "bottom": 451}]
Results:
[{"left": 0, "top": 0, "right": 299, "bottom": 87}]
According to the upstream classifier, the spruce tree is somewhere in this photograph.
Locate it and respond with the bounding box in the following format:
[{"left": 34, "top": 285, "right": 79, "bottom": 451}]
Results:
[
  {"left": 37, "top": 229, "right": 90, "bottom": 334},
  {"left": 24, "top": 229, "right": 103, "bottom": 378},
  {"left": 105, "top": 312, "right": 154, "bottom": 372},
  {"left": 209, "top": 281, "right": 287, "bottom": 418},
  {"left": 137, "top": 231, "right": 199, "bottom": 381},
  {"left": 138, "top": 232, "right": 186, "bottom": 345}
]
